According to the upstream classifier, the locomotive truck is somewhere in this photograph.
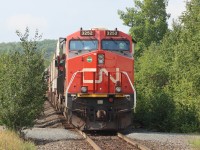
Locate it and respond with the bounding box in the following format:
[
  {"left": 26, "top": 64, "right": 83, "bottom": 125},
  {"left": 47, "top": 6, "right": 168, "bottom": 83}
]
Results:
[{"left": 47, "top": 28, "right": 136, "bottom": 130}]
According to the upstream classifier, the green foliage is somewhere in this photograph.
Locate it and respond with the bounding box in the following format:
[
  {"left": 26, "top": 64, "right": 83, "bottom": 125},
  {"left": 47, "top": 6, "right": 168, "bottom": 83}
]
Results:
[
  {"left": 133, "top": 0, "right": 200, "bottom": 132},
  {"left": 0, "top": 28, "right": 47, "bottom": 131},
  {"left": 0, "top": 39, "right": 57, "bottom": 67},
  {"left": 169, "top": 0, "right": 200, "bottom": 132},
  {"left": 118, "top": 0, "right": 169, "bottom": 57},
  {"left": 0, "top": 42, "right": 23, "bottom": 54},
  {"left": 37, "top": 39, "right": 57, "bottom": 66},
  {"left": 135, "top": 43, "right": 175, "bottom": 131}
]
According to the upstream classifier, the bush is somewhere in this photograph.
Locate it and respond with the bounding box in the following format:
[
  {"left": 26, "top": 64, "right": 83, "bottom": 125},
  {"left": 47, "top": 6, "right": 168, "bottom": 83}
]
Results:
[
  {"left": 0, "top": 28, "right": 47, "bottom": 131},
  {"left": 134, "top": 0, "right": 200, "bottom": 132},
  {"left": 134, "top": 43, "right": 175, "bottom": 131}
]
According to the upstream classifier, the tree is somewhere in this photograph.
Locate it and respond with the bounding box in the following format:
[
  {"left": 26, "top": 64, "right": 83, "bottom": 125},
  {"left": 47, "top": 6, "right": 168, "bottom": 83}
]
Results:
[
  {"left": 0, "top": 39, "right": 57, "bottom": 67},
  {"left": 0, "top": 28, "right": 47, "bottom": 131},
  {"left": 118, "top": 0, "right": 169, "bottom": 57},
  {"left": 169, "top": 0, "right": 200, "bottom": 132},
  {"left": 133, "top": 0, "right": 200, "bottom": 132}
]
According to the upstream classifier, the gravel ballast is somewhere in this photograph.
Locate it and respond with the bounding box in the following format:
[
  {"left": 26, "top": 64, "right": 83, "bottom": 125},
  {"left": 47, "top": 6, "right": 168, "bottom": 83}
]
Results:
[
  {"left": 37, "top": 140, "right": 93, "bottom": 150},
  {"left": 23, "top": 128, "right": 83, "bottom": 141},
  {"left": 21, "top": 101, "right": 94, "bottom": 149},
  {"left": 19, "top": 100, "right": 200, "bottom": 150},
  {"left": 125, "top": 130, "right": 200, "bottom": 150}
]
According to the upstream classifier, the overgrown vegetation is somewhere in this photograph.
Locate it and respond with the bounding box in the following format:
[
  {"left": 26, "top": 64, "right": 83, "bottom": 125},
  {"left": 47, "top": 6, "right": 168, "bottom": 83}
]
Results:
[
  {"left": 119, "top": 0, "right": 200, "bottom": 132},
  {"left": 0, "top": 130, "right": 36, "bottom": 150},
  {"left": 0, "top": 28, "right": 47, "bottom": 131}
]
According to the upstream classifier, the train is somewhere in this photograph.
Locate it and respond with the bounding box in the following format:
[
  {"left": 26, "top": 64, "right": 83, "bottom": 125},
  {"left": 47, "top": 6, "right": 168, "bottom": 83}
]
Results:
[{"left": 47, "top": 28, "right": 136, "bottom": 130}]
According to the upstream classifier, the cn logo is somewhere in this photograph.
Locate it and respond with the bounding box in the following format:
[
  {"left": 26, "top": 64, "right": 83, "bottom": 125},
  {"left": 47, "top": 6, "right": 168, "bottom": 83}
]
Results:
[{"left": 82, "top": 68, "right": 120, "bottom": 84}]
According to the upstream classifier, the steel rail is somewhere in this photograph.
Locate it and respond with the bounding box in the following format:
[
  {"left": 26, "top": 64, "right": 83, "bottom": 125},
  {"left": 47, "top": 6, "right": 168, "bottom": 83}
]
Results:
[
  {"left": 75, "top": 129, "right": 102, "bottom": 150},
  {"left": 117, "top": 133, "right": 150, "bottom": 150}
]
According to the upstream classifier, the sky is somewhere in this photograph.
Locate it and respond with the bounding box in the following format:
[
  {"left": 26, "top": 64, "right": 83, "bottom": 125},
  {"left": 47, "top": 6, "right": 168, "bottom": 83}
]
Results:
[{"left": 0, "top": 0, "right": 186, "bottom": 43}]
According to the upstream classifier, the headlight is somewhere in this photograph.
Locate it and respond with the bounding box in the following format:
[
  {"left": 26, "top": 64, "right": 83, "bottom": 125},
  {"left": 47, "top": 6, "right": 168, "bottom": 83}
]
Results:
[
  {"left": 81, "top": 86, "right": 88, "bottom": 93},
  {"left": 98, "top": 54, "right": 104, "bottom": 64},
  {"left": 115, "top": 86, "right": 122, "bottom": 93}
]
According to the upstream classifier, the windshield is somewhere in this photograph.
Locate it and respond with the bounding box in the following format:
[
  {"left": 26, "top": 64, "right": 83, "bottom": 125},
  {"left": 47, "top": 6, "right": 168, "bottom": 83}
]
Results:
[
  {"left": 69, "top": 40, "right": 98, "bottom": 51},
  {"left": 102, "top": 39, "right": 130, "bottom": 51}
]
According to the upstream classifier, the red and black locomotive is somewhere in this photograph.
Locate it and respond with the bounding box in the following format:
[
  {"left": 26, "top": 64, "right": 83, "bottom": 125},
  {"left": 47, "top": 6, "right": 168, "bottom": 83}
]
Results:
[{"left": 47, "top": 28, "right": 136, "bottom": 130}]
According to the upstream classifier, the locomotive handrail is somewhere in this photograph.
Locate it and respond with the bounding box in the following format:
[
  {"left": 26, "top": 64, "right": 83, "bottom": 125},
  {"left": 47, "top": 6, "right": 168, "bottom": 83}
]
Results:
[{"left": 121, "top": 71, "right": 137, "bottom": 112}]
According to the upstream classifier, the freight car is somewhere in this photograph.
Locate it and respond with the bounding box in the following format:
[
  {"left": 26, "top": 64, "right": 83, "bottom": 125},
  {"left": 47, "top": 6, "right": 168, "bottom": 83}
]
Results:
[{"left": 47, "top": 28, "right": 136, "bottom": 130}]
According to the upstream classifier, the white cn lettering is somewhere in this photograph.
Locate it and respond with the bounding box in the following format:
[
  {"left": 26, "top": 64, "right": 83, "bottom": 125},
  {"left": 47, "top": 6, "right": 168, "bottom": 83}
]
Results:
[{"left": 82, "top": 68, "right": 120, "bottom": 84}]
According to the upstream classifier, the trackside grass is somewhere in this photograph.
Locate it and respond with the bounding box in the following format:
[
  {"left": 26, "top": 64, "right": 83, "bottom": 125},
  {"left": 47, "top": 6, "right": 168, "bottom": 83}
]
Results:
[
  {"left": 0, "top": 130, "right": 36, "bottom": 150},
  {"left": 189, "top": 138, "right": 200, "bottom": 150}
]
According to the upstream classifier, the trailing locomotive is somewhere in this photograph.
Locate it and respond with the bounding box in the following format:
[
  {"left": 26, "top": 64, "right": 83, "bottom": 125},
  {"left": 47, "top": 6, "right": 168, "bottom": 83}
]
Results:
[{"left": 47, "top": 28, "right": 136, "bottom": 130}]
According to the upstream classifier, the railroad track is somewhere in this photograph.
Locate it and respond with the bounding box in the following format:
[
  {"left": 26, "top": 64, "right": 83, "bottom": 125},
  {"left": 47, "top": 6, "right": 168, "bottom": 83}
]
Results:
[
  {"left": 35, "top": 101, "right": 150, "bottom": 150},
  {"left": 76, "top": 129, "right": 150, "bottom": 150}
]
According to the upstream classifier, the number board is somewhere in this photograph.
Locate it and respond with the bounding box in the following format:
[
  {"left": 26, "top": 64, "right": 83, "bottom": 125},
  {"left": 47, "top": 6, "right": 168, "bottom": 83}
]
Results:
[
  {"left": 106, "top": 30, "right": 118, "bottom": 36},
  {"left": 80, "top": 30, "right": 94, "bottom": 36}
]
